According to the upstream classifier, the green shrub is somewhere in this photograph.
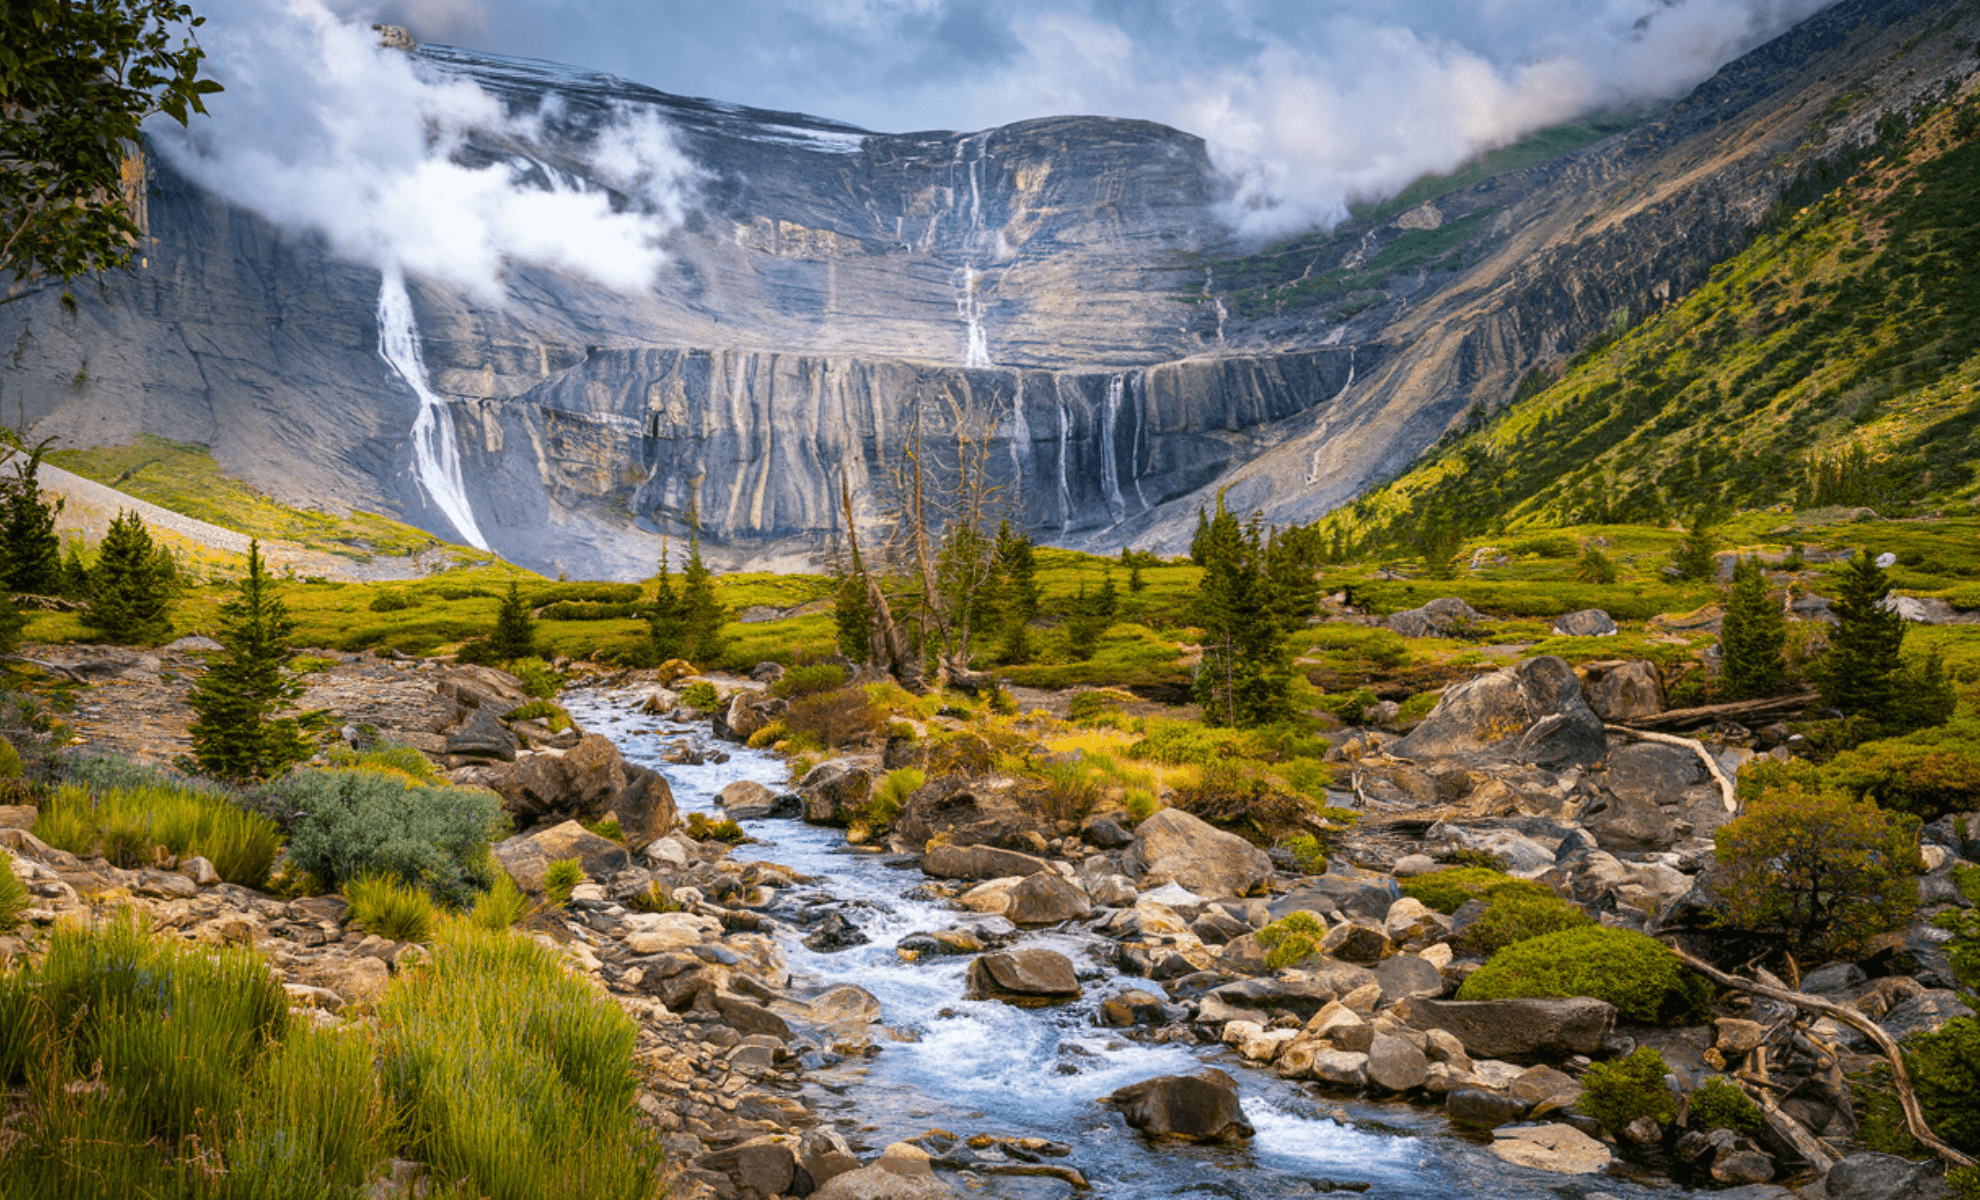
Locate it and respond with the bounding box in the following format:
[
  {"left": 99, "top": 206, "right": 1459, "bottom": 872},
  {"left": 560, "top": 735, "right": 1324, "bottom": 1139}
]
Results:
[
  {"left": 1124, "top": 788, "right": 1158, "bottom": 824},
  {"left": 1459, "top": 888, "right": 1593, "bottom": 956},
  {"left": 1686, "top": 1077, "right": 1762, "bottom": 1134},
  {"left": 1939, "top": 866, "right": 1980, "bottom": 992},
  {"left": 1715, "top": 765, "right": 1921, "bottom": 958},
  {"left": 543, "top": 858, "right": 585, "bottom": 906},
  {"left": 272, "top": 769, "right": 502, "bottom": 907},
  {"left": 627, "top": 882, "right": 683, "bottom": 915},
  {"left": 679, "top": 681, "right": 720, "bottom": 712},
  {"left": 1581, "top": 1047, "right": 1677, "bottom": 1131},
  {"left": 865, "top": 767, "right": 924, "bottom": 828},
  {"left": 1821, "top": 716, "right": 1980, "bottom": 820},
  {"left": 1907, "top": 1017, "right": 1980, "bottom": 1158},
  {"left": 685, "top": 812, "right": 745, "bottom": 843},
  {"left": 1458, "top": 926, "right": 1709, "bottom": 1024},
  {"left": 323, "top": 741, "right": 444, "bottom": 785},
  {"left": 33, "top": 777, "right": 283, "bottom": 888},
  {"left": 1951, "top": 1167, "right": 1980, "bottom": 1200},
  {"left": 1401, "top": 867, "right": 1522, "bottom": 914},
  {"left": 1068, "top": 688, "right": 1134, "bottom": 722},
  {"left": 0, "top": 735, "right": 21, "bottom": 779},
  {"left": 470, "top": 873, "right": 533, "bottom": 931},
  {"left": 346, "top": 873, "right": 438, "bottom": 942},
  {"left": 586, "top": 816, "right": 623, "bottom": 842},
  {"left": 1126, "top": 719, "right": 1255, "bottom": 766},
  {"left": 785, "top": 686, "right": 883, "bottom": 748},
  {"left": 1279, "top": 833, "right": 1329, "bottom": 874},
  {"left": 1257, "top": 910, "right": 1325, "bottom": 970},
  {"left": 771, "top": 663, "right": 848, "bottom": 699},
  {"left": 0, "top": 852, "right": 27, "bottom": 931},
  {"left": 1575, "top": 546, "right": 1619, "bottom": 585},
  {"left": 506, "top": 699, "right": 574, "bottom": 733},
  {"left": 370, "top": 588, "right": 416, "bottom": 612},
  {"left": 511, "top": 657, "right": 565, "bottom": 701}
]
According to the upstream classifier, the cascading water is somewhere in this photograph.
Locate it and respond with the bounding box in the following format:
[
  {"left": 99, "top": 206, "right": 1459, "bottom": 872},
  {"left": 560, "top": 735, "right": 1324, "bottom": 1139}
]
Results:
[
  {"left": 1054, "top": 381, "right": 1075, "bottom": 530},
  {"left": 1306, "top": 346, "right": 1358, "bottom": 486},
  {"left": 1006, "top": 377, "right": 1029, "bottom": 486},
  {"left": 958, "top": 265, "right": 991, "bottom": 368},
  {"left": 376, "top": 268, "right": 490, "bottom": 551},
  {"left": 1130, "top": 372, "right": 1150, "bottom": 512},
  {"left": 953, "top": 134, "right": 993, "bottom": 368},
  {"left": 1100, "top": 374, "right": 1127, "bottom": 524},
  {"left": 565, "top": 689, "right": 1712, "bottom": 1200}
]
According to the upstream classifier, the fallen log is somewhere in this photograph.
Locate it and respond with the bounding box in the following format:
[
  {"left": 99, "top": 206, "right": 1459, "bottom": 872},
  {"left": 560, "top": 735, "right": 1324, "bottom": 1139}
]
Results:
[
  {"left": 1619, "top": 693, "right": 1818, "bottom": 733},
  {"left": 1606, "top": 725, "right": 1739, "bottom": 813},
  {"left": 1666, "top": 942, "right": 1975, "bottom": 1170}
]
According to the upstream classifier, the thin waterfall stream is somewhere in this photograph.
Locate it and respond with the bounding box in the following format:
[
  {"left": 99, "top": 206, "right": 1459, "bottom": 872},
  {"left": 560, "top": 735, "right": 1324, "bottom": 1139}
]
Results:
[{"left": 566, "top": 688, "right": 1709, "bottom": 1199}]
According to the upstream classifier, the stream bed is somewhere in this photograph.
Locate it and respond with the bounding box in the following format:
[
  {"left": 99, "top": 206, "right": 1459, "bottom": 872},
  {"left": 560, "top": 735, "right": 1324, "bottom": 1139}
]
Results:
[{"left": 567, "top": 689, "right": 1716, "bottom": 1200}]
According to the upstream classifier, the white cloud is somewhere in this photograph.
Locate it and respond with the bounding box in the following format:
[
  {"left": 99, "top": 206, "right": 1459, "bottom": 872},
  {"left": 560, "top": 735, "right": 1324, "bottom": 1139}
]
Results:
[{"left": 150, "top": 0, "right": 694, "bottom": 301}]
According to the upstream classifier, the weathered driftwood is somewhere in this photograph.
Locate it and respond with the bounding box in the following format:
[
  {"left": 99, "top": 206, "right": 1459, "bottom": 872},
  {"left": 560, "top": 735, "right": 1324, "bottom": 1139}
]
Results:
[
  {"left": 1668, "top": 943, "right": 1976, "bottom": 1170},
  {"left": 1620, "top": 693, "right": 1819, "bottom": 733},
  {"left": 1605, "top": 725, "right": 1739, "bottom": 813},
  {"left": 2, "top": 655, "right": 86, "bottom": 684}
]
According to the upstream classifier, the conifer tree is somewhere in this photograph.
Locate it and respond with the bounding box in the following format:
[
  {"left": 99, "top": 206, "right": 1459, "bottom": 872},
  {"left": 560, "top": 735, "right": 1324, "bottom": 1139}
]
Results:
[
  {"left": 833, "top": 543, "right": 875, "bottom": 664},
  {"left": 1095, "top": 571, "right": 1118, "bottom": 621},
  {"left": 58, "top": 540, "right": 90, "bottom": 599},
  {"left": 679, "top": 537, "right": 727, "bottom": 666},
  {"left": 648, "top": 544, "right": 688, "bottom": 661},
  {"left": 1125, "top": 550, "right": 1146, "bottom": 593},
  {"left": 490, "top": 580, "right": 536, "bottom": 661},
  {"left": 82, "top": 510, "right": 174, "bottom": 644},
  {"left": 187, "top": 540, "right": 311, "bottom": 781},
  {"left": 1265, "top": 526, "right": 1322, "bottom": 631},
  {"left": 1719, "top": 556, "right": 1786, "bottom": 699},
  {"left": 1066, "top": 580, "right": 1106, "bottom": 660},
  {"left": 1669, "top": 512, "right": 1719, "bottom": 581},
  {"left": 0, "top": 441, "right": 63, "bottom": 594},
  {"left": 1193, "top": 496, "right": 1292, "bottom": 727},
  {"left": 1189, "top": 507, "right": 1212, "bottom": 565},
  {"left": 1816, "top": 549, "right": 1907, "bottom": 720},
  {"left": 993, "top": 522, "right": 1038, "bottom": 663}
]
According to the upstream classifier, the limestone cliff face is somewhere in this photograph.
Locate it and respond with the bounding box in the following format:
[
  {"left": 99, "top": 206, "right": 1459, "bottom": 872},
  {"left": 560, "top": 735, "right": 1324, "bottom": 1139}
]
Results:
[{"left": 0, "top": 0, "right": 1967, "bottom": 577}]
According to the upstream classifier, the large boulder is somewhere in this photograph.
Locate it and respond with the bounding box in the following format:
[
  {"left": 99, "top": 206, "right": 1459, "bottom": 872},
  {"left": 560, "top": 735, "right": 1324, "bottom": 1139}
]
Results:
[
  {"left": 964, "top": 949, "right": 1081, "bottom": 1003},
  {"left": 1006, "top": 873, "right": 1093, "bottom": 926},
  {"left": 922, "top": 843, "right": 1052, "bottom": 881},
  {"left": 611, "top": 767, "right": 678, "bottom": 852},
  {"left": 1489, "top": 1123, "right": 1612, "bottom": 1175},
  {"left": 1820, "top": 1152, "right": 1954, "bottom": 1200},
  {"left": 1580, "top": 742, "right": 1725, "bottom": 853},
  {"left": 715, "top": 690, "right": 789, "bottom": 743},
  {"left": 811, "top": 1144, "right": 960, "bottom": 1200},
  {"left": 444, "top": 707, "right": 519, "bottom": 763},
  {"left": 800, "top": 761, "right": 874, "bottom": 826},
  {"left": 1583, "top": 661, "right": 1665, "bottom": 722},
  {"left": 1551, "top": 610, "right": 1617, "bottom": 638},
  {"left": 1102, "top": 1069, "right": 1254, "bottom": 1143},
  {"left": 720, "top": 780, "right": 787, "bottom": 821},
  {"left": 491, "top": 821, "right": 632, "bottom": 893},
  {"left": 1393, "top": 656, "right": 1606, "bottom": 769},
  {"left": 483, "top": 738, "right": 676, "bottom": 850},
  {"left": 1397, "top": 997, "right": 1616, "bottom": 1060},
  {"left": 1384, "top": 597, "right": 1482, "bottom": 639},
  {"left": 894, "top": 780, "right": 1037, "bottom": 851},
  {"left": 1124, "top": 809, "right": 1273, "bottom": 898},
  {"left": 699, "top": 1138, "right": 798, "bottom": 1198}
]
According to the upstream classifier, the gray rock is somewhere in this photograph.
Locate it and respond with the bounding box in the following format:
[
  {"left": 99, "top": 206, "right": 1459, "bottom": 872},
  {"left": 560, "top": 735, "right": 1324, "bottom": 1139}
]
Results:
[
  {"left": 1879, "top": 990, "right": 1973, "bottom": 1040},
  {"left": 1822, "top": 1152, "right": 1952, "bottom": 1200},
  {"left": 922, "top": 842, "right": 1052, "bottom": 881},
  {"left": 719, "top": 779, "right": 779, "bottom": 820},
  {"left": 1103, "top": 1069, "right": 1254, "bottom": 1143},
  {"left": 812, "top": 1144, "right": 960, "bottom": 1200},
  {"left": 1395, "top": 656, "right": 1606, "bottom": 769},
  {"left": 1711, "top": 1150, "right": 1775, "bottom": 1185},
  {"left": 1371, "top": 955, "right": 1446, "bottom": 1006},
  {"left": 1584, "top": 660, "right": 1665, "bottom": 721},
  {"left": 1082, "top": 815, "right": 1134, "bottom": 848},
  {"left": 964, "top": 948, "right": 1081, "bottom": 1002},
  {"left": 1447, "top": 1086, "right": 1525, "bottom": 1128},
  {"left": 1801, "top": 962, "right": 1867, "bottom": 995},
  {"left": 699, "top": 1137, "right": 798, "bottom": 1197},
  {"left": 1319, "top": 921, "right": 1390, "bottom": 964},
  {"left": 1125, "top": 808, "right": 1273, "bottom": 898},
  {"left": 445, "top": 707, "right": 519, "bottom": 762},
  {"left": 1365, "top": 1034, "right": 1430, "bottom": 1092},
  {"left": 800, "top": 761, "right": 874, "bottom": 826},
  {"left": 1488, "top": 1122, "right": 1612, "bottom": 1174},
  {"left": 1006, "top": 873, "right": 1093, "bottom": 926},
  {"left": 1398, "top": 997, "right": 1617, "bottom": 1060},
  {"left": 1552, "top": 609, "right": 1617, "bottom": 638},
  {"left": 710, "top": 993, "right": 794, "bottom": 1040},
  {"left": 714, "top": 690, "right": 788, "bottom": 743},
  {"left": 491, "top": 820, "right": 631, "bottom": 893}
]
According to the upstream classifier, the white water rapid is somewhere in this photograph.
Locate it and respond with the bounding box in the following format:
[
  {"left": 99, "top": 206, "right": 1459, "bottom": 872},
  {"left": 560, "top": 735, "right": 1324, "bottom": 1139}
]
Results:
[
  {"left": 376, "top": 269, "right": 490, "bottom": 551},
  {"left": 565, "top": 689, "right": 1721, "bottom": 1199}
]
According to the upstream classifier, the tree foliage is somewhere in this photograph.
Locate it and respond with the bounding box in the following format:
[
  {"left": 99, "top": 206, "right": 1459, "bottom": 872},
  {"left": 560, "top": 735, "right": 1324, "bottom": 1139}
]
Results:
[
  {"left": 1814, "top": 549, "right": 1953, "bottom": 737},
  {"left": 81, "top": 508, "right": 174, "bottom": 643},
  {"left": 678, "top": 537, "right": 726, "bottom": 666},
  {"left": 1719, "top": 555, "right": 1786, "bottom": 699},
  {"left": 1191, "top": 495, "right": 1297, "bottom": 728},
  {"left": 0, "top": 440, "right": 63, "bottom": 593},
  {"left": 489, "top": 580, "right": 536, "bottom": 661},
  {"left": 1668, "top": 512, "right": 1718, "bottom": 581},
  {"left": 187, "top": 540, "right": 311, "bottom": 781},
  {"left": 1, "top": 0, "right": 220, "bottom": 286},
  {"left": 1714, "top": 762, "right": 1921, "bottom": 958},
  {"left": 993, "top": 521, "right": 1038, "bottom": 663},
  {"left": 648, "top": 544, "right": 686, "bottom": 661}
]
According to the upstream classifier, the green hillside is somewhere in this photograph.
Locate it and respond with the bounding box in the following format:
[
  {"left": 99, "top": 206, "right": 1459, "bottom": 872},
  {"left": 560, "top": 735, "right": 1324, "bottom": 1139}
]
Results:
[{"left": 1346, "top": 81, "right": 1980, "bottom": 546}]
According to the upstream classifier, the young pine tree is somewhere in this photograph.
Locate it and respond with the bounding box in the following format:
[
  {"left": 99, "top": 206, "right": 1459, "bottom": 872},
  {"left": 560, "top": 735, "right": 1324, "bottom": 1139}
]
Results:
[
  {"left": 993, "top": 522, "right": 1039, "bottom": 663},
  {"left": 0, "top": 441, "right": 63, "bottom": 594},
  {"left": 1719, "top": 556, "right": 1787, "bottom": 700},
  {"left": 188, "top": 540, "right": 311, "bottom": 781},
  {"left": 58, "top": 540, "right": 90, "bottom": 599},
  {"left": 679, "top": 537, "right": 727, "bottom": 666},
  {"left": 1669, "top": 513, "right": 1719, "bottom": 582},
  {"left": 1094, "top": 571, "right": 1118, "bottom": 621},
  {"left": 1066, "top": 581, "right": 1107, "bottom": 660},
  {"left": 833, "top": 545, "right": 875, "bottom": 664},
  {"left": 648, "top": 545, "right": 688, "bottom": 661},
  {"left": 1193, "top": 496, "right": 1292, "bottom": 728},
  {"left": 83, "top": 510, "right": 174, "bottom": 644},
  {"left": 1816, "top": 549, "right": 1907, "bottom": 721},
  {"left": 490, "top": 580, "right": 536, "bottom": 660}
]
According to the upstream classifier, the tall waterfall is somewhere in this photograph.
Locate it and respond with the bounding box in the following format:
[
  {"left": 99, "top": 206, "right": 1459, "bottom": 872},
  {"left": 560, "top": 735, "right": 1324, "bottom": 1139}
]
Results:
[
  {"left": 376, "top": 268, "right": 491, "bottom": 551},
  {"left": 1100, "top": 374, "right": 1126, "bottom": 524},
  {"left": 1007, "top": 376, "right": 1029, "bottom": 485},
  {"left": 958, "top": 265, "right": 990, "bottom": 368}
]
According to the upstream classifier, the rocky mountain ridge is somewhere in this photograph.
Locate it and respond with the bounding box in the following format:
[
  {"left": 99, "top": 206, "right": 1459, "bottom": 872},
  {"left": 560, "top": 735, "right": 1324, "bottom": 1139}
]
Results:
[{"left": 1, "top": 0, "right": 1972, "bottom": 577}]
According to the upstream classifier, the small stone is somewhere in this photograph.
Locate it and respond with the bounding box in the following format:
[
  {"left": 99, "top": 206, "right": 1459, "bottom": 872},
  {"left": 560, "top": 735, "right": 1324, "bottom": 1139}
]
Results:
[
  {"left": 1714, "top": 1017, "right": 1766, "bottom": 1057},
  {"left": 178, "top": 855, "right": 221, "bottom": 886},
  {"left": 1365, "top": 1034, "right": 1429, "bottom": 1092},
  {"left": 1710, "top": 1149, "right": 1774, "bottom": 1185},
  {"left": 1622, "top": 1116, "right": 1662, "bottom": 1146},
  {"left": 1447, "top": 1087, "right": 1524, "bottom": 1129}
]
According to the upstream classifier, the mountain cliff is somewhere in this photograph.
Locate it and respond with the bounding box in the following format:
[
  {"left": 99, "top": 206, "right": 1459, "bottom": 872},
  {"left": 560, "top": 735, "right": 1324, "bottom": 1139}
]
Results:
[{"left": 1, "top": 0, "right": 1974, "bottom": 578}]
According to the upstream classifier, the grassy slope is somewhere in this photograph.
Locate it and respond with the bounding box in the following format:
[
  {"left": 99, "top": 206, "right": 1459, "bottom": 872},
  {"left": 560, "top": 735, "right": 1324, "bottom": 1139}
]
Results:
[{"left": 1344, "top": 83, "right": 1980, "bottom": 541}]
